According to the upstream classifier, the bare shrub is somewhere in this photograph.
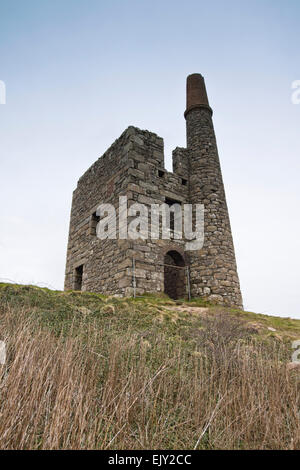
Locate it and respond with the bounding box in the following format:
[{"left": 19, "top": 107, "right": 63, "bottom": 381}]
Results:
[{"left": 190, "top": 313, "right": 253, "bottom": 373}]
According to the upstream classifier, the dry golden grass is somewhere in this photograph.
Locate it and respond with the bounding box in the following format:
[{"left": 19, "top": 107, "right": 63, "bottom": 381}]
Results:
[{"left": 0, "top": 301, "right": 299, "bottom": 450}]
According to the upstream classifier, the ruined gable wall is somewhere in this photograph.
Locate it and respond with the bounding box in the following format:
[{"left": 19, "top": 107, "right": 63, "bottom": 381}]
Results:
[
  {"left": 64, "top": 128, "right": 134, "bottom": 294},
  {"left": 120, "top": 128, "right": 190, "bottom": 297}
]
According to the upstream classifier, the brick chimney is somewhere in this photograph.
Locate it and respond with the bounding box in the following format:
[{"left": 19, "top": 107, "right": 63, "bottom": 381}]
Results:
[{"left": 184, "top": 73, "right": 212, "bottom": 118}]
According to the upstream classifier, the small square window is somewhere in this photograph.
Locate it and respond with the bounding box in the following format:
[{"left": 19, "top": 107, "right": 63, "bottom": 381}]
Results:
[
  {"left": 90, "top": 212, "right": 100, "bottom": 236},
  {"left": 165, "top": 198, "right": 181, "bottom": 234},
  {"left": 158, "top": 170, "right": 165, "bottom": 178},
  {"left": 181, "top": 178, "right": 187, "bottom": 186}
]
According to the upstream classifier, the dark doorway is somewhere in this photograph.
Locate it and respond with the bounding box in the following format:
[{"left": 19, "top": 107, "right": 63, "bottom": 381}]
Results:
[
  {"left": 74, "top": 265, "right": 83, "bottom": 291},
  {"left": 164, "top": 250, "right": 186, "bottom": 300}
]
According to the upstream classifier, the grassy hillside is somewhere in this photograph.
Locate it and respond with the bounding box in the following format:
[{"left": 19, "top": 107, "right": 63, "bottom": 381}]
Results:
[{"left": 0, "top": 283, "right": 299, "bottom": 450}]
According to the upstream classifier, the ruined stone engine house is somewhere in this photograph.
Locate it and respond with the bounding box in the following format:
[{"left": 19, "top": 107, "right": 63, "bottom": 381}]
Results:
[{"left": 65, "top": 74, "right": 243, "bottom": 307}]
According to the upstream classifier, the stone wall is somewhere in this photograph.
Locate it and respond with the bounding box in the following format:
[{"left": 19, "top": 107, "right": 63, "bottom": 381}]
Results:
[
  {"left": 64, "top": 127, "right": 132, "bottom": 294},
  {"left": 122, "top": 127, "right": 189, "bottom": 297}
]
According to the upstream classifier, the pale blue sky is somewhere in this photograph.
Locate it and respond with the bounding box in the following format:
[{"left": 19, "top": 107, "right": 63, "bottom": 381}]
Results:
[{"left": 0, "top": 0, "right": 299, "bottom": 318}]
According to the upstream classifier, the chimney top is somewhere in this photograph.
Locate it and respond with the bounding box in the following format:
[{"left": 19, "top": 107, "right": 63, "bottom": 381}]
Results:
[{"left": 184, "top": 73, "right": 212, "bottom": 118}]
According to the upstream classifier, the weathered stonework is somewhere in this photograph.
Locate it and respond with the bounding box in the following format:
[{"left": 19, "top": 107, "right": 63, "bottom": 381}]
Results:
[{"left": 64, "top": 74, "right": 243, "bottom": 308}]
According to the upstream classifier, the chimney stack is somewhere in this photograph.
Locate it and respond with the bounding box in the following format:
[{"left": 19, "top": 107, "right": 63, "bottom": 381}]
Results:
[
  {"left": 184, "top": 73, "right": 212, "bottom": 118},
  {"left": 184, "top": 73, "right": 243, "bottom": 308}
]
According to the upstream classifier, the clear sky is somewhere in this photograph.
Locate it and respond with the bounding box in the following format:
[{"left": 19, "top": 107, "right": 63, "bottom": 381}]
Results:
[{"left": 0, "top": 0, "right": 299, "bottom": 318}]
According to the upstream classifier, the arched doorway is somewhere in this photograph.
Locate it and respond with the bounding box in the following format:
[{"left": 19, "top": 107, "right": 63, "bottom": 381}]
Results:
[{"left": 164, "top": 250, "right": 186, "bottom": 300}]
